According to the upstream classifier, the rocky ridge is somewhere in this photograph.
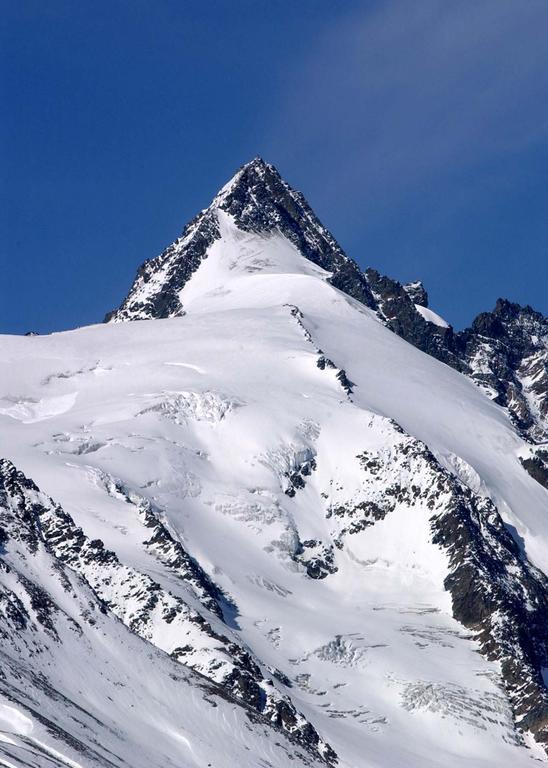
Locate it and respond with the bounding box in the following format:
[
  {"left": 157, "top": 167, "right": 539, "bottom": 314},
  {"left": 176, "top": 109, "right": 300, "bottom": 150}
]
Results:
[
  {"left": 106, "top": 157, "right": 375, "bottom": 323},
  {"left": 325, "top": 421, "right": 548, "bottom": 748},
  {"left": 0, "top": 458, "right": 336, "bottom": 764},
  {"left": 105, "top": 158, "right": 547, "bottom": 442}
]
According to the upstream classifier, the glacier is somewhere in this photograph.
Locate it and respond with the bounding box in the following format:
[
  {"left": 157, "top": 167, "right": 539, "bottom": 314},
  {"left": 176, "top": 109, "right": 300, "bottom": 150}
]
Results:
[{"left": 1, "top": 158, "right": 547, "bottom": 767}]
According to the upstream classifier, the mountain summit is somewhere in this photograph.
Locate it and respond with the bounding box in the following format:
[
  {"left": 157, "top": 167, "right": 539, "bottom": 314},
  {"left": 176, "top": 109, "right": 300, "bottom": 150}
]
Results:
[
  {"left": 105, "top": 157, "right": 375, "bottom": 323},
  {"left": 106, "top": 157, "right": 548, "bottom": 443}
]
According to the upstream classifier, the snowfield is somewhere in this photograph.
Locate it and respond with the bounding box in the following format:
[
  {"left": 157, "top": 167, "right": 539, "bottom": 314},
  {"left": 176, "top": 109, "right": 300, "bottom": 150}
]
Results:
[{"left": 1, "top": 167, "right": 548, "bottom": 767}]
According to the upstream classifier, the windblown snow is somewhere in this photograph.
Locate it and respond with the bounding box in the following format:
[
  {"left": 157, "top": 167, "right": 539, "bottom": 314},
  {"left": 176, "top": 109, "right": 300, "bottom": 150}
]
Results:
[{"left": 414, "top": 303, "right": 450, "bottom": 329}]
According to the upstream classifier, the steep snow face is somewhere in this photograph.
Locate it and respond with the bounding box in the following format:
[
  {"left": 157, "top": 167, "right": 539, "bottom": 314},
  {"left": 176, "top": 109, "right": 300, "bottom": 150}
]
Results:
[
  {"left": 2, "top": 213, "right": 548, "bottom": 766},
  {"left": 0, "top": 459, "right": 326, "bottom": 768},
  {"left": 177, "top": 209, "right": 333, "bottom": 312}
]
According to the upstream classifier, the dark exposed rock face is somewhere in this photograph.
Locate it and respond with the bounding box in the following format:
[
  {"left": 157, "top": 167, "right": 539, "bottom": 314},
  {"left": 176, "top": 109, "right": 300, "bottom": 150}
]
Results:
[
  {"left": 331, "top": 431, "right": 548, "bottom": 750},
  {"left": 364, "top": 271, "right": 548, "bottom": 441},
  {"left": 403, "top": 280, "right": 428, "bottom": 307},
  {"left": 1, "top": 460, "right": 43, "bottom": 555},
  {"left": 429, "top": 480, "right": 548, "bottom": 747},
  {"left": 0, "top": 459, "right": 87, "bottom": 643},
  {"left": 454, "top": 300, "right": 548, "bottom": 441},
  {"left": 285, "top": 457, "right": 317, "bottom": 498},
  {"left": 365, "top": 268, "right": 462, "bottom": 369},
  {"left": 521, "top": 449, "right": 548, "bottom": 490},
  {"left": 294, "top": 539, "right": 338, "bottom": 580},
  {"left": 97, "top": 472, "right": 228, "bottom": 619},
  {"left": 336, "top": 369, "right": 354, "bottom": 396},
  {"left": 104, "top": 208, "right": 220, "bottom": 322}
]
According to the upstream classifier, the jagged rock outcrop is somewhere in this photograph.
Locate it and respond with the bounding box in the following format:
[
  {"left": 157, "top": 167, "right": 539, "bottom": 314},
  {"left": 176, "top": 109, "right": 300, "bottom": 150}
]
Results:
[
  {"left": 323, "top": 420, "right": 548, "bottom": 748},
  {"left": 402, "top": 280, "right": 428, "bottom": 307},
  {"left": 93, "top": 470, "right": 228, "bottom": 618},
  {"left": 454, "top": 300, "right": 548, "bottom": 441},
  {"left": 0, "top": 459, "right": 333, "bottom": 768},
  {"left": 364, "top": 270, "right": 547, "bottom": 441},
  {"left": 521, "top": 447, "right": 548, "bottom": 490},
  {"left": 365, "top": 268, "right": 461, "bottom": 368}
]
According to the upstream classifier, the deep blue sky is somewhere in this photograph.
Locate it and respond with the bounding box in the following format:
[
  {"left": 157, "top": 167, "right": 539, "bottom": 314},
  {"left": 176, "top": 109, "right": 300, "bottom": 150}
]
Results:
[{"left": 2, "top": 0, "right": 548, "bottom": 335}]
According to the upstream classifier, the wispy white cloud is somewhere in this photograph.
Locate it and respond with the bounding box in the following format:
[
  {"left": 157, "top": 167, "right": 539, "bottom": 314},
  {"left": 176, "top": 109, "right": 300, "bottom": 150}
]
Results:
[{"left": 267, "top": 0, "right": 548, "bottom": 209}]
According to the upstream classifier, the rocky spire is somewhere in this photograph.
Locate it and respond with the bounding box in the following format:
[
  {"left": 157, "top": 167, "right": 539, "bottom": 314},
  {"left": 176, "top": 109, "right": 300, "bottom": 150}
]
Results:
[{"left": 105, "top": 157, "right": 375, "bottom": 323}]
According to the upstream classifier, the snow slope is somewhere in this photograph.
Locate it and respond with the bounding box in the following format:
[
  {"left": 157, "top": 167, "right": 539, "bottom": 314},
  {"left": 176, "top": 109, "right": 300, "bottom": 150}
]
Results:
[
  {"left": 2, "top": 201, "right": 548, "bottom": 766},
  {"left": 0, "top": 460, "right": 325, "bottom": 768}
]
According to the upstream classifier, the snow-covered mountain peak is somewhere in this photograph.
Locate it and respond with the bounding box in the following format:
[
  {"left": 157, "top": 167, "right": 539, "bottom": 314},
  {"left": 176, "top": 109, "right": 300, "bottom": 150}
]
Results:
[
  {"left": 3, "top": 157, "right": 548, "bottom": 766},
  {"left": 105, "top": 158, "right": 375, "bottom": 322},
  {"left": 104, "top": 156, "right": 548, "bottom": 439}
]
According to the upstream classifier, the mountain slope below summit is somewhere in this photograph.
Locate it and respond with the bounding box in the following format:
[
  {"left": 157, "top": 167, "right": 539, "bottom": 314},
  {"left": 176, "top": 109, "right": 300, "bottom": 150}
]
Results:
[
  {"left": 0, "top": 459, "right": 327, "bottom": 768},
  {"left": 366, "top": 268, "right": 548, "bottom": 443},
  {"left": 2, "top": 211, "right": 548, "bottom": 765}
]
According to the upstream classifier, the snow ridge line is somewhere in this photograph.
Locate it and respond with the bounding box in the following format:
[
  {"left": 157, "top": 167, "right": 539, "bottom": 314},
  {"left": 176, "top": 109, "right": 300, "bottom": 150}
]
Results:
[{"left": 285, "top": 304, "right": 354, "bottom": 398}]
